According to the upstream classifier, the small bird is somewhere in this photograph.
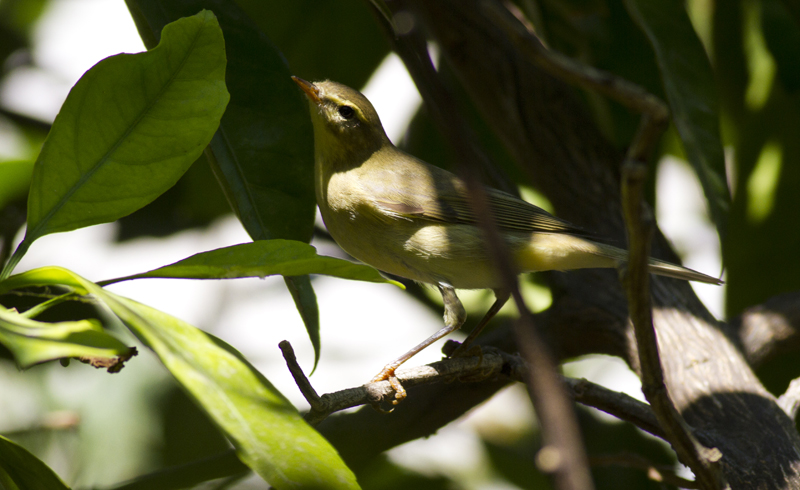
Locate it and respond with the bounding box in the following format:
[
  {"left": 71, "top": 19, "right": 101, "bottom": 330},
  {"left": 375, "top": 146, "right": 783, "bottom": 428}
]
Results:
[{"left": 292, "top": 76, "right": 721, "bottom": 401}]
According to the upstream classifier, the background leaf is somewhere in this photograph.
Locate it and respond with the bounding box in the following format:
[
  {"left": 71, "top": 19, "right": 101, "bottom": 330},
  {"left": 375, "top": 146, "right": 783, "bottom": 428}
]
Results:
[
  {"left": 624, "top": 0, "right": 730, "bottom": 237},
  {"left": 0, "top": 435, "right": 71, "bottom": 490}
]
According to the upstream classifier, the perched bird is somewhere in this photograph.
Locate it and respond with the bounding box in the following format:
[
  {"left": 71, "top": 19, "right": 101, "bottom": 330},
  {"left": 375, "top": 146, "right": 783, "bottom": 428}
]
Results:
[{"left": 292, "top": 76, "right": 721, "bottom": 401}]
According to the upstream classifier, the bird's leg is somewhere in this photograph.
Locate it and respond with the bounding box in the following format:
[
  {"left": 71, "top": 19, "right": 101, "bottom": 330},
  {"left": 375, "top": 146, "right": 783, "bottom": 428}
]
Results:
[
  {"left": 451, "top": 289, "right": 510, "bottom": 356},
  {"left": 371, "top": 283, "right": 466, "bottom": 402}
]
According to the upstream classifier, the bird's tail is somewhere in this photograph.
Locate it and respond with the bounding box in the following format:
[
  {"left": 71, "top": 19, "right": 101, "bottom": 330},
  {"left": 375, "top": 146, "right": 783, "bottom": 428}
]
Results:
[
  {"left": 643, "top": 257, "right": 722, "bottom": 284},
  {"left": 518, "top": 234, "right": 723, "bottom": 285},
  {"left": 591, "top": 240, "right": 723, "bottom": 285}
]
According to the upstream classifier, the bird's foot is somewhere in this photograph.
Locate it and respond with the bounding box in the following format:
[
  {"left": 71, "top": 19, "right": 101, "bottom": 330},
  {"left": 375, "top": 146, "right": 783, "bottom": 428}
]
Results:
[{"left": 371, "top": 367, "right": 407, "bottom": 404}]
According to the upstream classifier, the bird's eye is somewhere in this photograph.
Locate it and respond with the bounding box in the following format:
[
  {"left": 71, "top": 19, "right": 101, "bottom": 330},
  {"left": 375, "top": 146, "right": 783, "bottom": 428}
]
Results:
[{"left": 338, "top": 105, "right": 356, "bottom": 120}]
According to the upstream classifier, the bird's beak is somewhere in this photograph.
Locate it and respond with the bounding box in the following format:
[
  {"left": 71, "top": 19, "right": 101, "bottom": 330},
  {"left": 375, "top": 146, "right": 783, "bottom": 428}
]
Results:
[{"left": 291, "top": 76, "right": 321, "bottom": 105}]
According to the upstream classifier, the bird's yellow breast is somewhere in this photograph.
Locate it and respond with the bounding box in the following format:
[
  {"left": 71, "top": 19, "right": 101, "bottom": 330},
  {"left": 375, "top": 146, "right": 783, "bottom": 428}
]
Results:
[{"left": 316, "top": 162, "right": 503, "bottom": 288}]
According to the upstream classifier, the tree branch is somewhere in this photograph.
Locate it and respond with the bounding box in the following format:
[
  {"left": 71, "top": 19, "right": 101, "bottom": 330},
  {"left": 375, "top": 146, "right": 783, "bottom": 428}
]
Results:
[
  {"left": 621, "top": 158, "right": 723, "bottom": 488},
  {"left": 283, "top": 339, "right": 673, "bottom": 445}
]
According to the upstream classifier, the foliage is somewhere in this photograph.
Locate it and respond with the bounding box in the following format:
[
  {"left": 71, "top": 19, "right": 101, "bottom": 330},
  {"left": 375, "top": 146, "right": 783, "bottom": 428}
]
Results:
[{"left": 0, "top": 0, "right": 798, "bottom": 488}]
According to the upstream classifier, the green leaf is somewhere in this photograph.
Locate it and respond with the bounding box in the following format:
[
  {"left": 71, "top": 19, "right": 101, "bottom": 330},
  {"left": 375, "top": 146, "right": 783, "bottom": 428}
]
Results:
[
  {"left": 624, "top": 0, "right": 730, "bottom": 237},
  {"left": 0, "top": 435, "right": 71, "bottom": 490},
  {"left": 0, "top": 304, "right": 135, "bottom": 370},
  {"left": 127, "top": 0, "right": 315, "bottom": 243},
  {"left": 102, "top": 292, "right": 358, "bottom": 489},
  {"left": 99, "top": 240, "right": 400, "bottom": 286},
  {"left": 126, "top": 0, "right": 321, "bottom": 373},
  {"left": 2, "top": 10, "right": 229, "bottom": 279},
  {"left": 1, "top": 266, "right": 360, "bottom": 489},
  {"left": 235, "top": 0, "right": 390, "bottom": 88},
  {"left": 103, "top": 451, "right": 247, "bottom": 490}
]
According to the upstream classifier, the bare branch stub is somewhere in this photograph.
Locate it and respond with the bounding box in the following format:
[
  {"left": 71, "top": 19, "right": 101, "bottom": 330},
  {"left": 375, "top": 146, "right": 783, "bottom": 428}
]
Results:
[{"left": 777, "top": 377, "right": 800, "bottom": 421}]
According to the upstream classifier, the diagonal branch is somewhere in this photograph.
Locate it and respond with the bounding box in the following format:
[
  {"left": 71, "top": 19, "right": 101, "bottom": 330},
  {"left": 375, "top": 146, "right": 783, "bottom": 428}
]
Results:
[{"left": 621, "top": 157, "right": 723, "bottom": 488}]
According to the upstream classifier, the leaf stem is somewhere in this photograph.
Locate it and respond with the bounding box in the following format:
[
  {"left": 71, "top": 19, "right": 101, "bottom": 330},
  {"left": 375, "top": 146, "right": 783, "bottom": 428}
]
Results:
[{"left": 0, "top": 240, "right": 29, "bottom": 281}]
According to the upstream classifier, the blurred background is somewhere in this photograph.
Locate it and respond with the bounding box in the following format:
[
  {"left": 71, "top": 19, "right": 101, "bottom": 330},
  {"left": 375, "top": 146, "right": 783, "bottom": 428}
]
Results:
[{"left": 1, "top": 0, "right": 798, "bottom": 488}]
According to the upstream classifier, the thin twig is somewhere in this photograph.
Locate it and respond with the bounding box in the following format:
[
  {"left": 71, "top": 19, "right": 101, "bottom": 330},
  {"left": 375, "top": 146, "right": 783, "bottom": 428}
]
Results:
[
  {"left": 485, "top": 1, "right": 669, "bottom": 125},
  {"left": 281, "top": 340, "right": 520, "bottom": 426},
  {"left": 564, "top": 377, "right": 663, "bottom": 439}
]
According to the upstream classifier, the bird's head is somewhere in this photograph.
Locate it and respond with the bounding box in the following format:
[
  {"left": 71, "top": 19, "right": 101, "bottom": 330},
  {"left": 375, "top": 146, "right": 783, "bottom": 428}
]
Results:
[{"left": 292, "top": 77, "right": 390, "bottom": 163}]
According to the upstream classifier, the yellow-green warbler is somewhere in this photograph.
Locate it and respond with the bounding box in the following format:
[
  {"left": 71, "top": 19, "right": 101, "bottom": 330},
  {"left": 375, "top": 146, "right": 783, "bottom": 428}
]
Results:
[{"left": 292, "top": 76, "right": 721, "bottom": 401}]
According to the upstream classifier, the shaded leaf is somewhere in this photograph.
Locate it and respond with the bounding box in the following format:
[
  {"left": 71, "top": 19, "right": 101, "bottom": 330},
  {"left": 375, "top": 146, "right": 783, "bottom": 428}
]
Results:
[
  {"left": 2, "top": 10, "right": 229, "bottom": 279},
  {"left": 235, "top": 0, "right": 389, "bottom": 89},
  {"left": 0, "top": 435, "right": 71, "bottom": 490},
  {"left": 107, "top": 450, "right": 248, "bottom": 490},
  {"left": 762, "top": 0, "right": 800, "bottom": 92},
  {"left": 624, "top": 0, "right": 729, "bottom": 237},
  {"left": 99, "top": 240, "right": 400, "bottom": 286}
]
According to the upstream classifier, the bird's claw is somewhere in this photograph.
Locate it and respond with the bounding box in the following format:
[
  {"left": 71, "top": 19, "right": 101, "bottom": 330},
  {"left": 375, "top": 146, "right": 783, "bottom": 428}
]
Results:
[{"left": 371, "top": 367, "right": 407, "bottom": 403}]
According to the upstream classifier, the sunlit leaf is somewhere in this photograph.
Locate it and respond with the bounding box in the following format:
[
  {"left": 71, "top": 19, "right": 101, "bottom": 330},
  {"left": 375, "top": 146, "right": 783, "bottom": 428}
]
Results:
[
  {"left": 0, "top": 304, "right": 134, "bottom": 370},
  {"left": 99, "top": 240, "right": 400, "bottom": 286},
  {"left": 2, "top": 10, "right": 229, "bottom": 279},
  {"left": 103, "top": 291, "right": 357, "bottom": 489},
  {"left": 1, "top": 266, "right": 360, "bottom": 489}
]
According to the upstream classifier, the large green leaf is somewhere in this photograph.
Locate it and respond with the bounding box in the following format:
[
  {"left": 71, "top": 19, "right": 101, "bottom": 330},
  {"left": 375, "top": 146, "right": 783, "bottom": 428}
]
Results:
[
  {"left": 0, "top": 435, "right": 71, "bottom": 490},
  {"left": 109, "top": 296, "right": 359, "bottom": 490},
  {"left": 624, "top": 0, "right": 730, "bottom": 237},
  {"left": 235, "top": 0, "right": 389, "bottom": 88},
  {"left": 126, "top": 0, "right": 315, "bottom": 243},
  {"left": 1, "top": 267, "right": 360, "bottom": 489},
  {"left": 1, "top": 10, "right": 229, "bottom": 279},
  {"left": 126, "top": 0, "right": 321, "bottom": 370},
  {"left": 99, "top": 240, "right": 400, "bottom": 286},
  {"left": 0, "top": 304, "right": 134, "bottom": 370}
]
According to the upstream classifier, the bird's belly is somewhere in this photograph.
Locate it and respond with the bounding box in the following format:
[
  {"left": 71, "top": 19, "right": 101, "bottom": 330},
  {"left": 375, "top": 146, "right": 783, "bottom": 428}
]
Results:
[{"left": 321, "top": 206, "right": 500, "bottom": 289}]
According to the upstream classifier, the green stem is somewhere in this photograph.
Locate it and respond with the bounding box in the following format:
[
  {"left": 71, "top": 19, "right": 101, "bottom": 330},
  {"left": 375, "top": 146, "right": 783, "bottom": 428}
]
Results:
[
  {"left": 0, "top": 240, "right": 29, "bottom": 281},
  {"left": 20, "top": 292, "right": 77, "bottom": 319}
]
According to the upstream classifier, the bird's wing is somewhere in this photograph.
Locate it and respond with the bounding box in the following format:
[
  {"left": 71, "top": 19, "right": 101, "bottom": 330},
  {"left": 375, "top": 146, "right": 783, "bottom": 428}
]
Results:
[{"left": 366, "top": 153, "right": 585, "bottom": 235}]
